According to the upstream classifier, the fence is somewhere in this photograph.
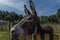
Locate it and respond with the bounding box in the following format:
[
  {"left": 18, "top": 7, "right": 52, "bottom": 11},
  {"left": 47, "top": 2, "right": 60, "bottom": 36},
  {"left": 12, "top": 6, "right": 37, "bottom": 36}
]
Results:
[
  {"left": 18, "top": 33, "right": 60, "bottom": 40},
  {"left": 0, "top": 21, "right": 60, "bottom": 40},
  {"left": 0, "top": 21, "right": 9, "bottom": 31},
  {"left": 0, "top": 21, "right": 18, "bottom": 31},
  {"left": 10, "top": 23, "right": 60, "bottom": 40},
  {"left": 41, "top": 24, "right": 60, "bottom": 33}
]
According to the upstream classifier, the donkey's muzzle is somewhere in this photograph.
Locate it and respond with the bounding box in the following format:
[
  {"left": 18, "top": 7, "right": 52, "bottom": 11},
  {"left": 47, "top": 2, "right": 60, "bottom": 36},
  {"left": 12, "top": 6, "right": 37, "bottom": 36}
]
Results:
[{"left": 11, "top": 30, "right": 15, "bottom": 33}]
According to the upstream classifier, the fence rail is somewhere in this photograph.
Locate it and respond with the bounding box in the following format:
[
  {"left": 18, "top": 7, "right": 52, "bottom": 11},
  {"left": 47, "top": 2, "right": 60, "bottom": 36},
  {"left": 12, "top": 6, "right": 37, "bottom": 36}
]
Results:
[
  {"left": 0, "top": 22, "right": 60, "bottom": 40},
  {"left": 18, "top": 33, "right": 60, "bottom": 40}
]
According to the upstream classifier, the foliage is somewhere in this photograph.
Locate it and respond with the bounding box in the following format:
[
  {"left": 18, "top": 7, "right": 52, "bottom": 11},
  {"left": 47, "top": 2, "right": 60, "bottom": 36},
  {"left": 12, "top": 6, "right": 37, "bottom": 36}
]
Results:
[
  {"left": 0, "top": 8, "right": 60, "bottom": 23},
  {"left": 40, "top": 16, "right": 48, "bottom": 23},
  {"left": 39, "top": 8, "right": 60, "bottom": 24},
  {"left": 0, "top": 11, "right": 23, "bottom": 22}
]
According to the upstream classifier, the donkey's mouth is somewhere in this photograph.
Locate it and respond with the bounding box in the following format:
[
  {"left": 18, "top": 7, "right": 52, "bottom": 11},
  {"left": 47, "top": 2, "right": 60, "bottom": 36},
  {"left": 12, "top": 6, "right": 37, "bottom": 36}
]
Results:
[
  {"left": 11, "top": 30, "right": 15, "bottom": 33},
  {"left": 12, "top": 33, "right": 20, "bottom": 38}
]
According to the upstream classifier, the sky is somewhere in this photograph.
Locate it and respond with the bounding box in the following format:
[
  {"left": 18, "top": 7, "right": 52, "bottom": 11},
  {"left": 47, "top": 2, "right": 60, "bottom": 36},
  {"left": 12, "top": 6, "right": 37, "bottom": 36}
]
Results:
[{"left": 0, "top": 0, "right": 60, "bottom": 16}]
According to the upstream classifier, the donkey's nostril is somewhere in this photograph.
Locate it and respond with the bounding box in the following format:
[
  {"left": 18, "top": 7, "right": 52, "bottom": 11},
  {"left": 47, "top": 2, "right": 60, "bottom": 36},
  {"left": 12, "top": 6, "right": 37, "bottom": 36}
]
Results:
[{"left": 11, "top": 30, "right": 15, "bottom": 33}]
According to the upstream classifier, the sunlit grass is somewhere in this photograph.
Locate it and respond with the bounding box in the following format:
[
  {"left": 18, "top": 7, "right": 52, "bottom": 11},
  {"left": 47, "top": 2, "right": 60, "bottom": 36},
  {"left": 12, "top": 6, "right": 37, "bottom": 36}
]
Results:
[{"left": 0, "top": 31, "right": 9, "bottom": 40}]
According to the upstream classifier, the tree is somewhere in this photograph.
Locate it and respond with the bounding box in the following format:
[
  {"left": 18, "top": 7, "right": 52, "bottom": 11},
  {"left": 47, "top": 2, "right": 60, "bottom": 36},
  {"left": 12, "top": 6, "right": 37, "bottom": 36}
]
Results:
[
  {"left": 19, "top": 14, "right": 23, "bottom": 20},
  {"left": 48, "top": 15, "right": 58, "bottom": 23},
  {"left": 5, "top": 15, "right": 13, "bottom": 21},
  {"left": 0, "top": 10, "right": 23, "bottom": 22},
  {"left": 10, "top": 12, "right": 20, "bottom": 21},
  {"left": 40, "top": 16, "right": 48, "bottom": 23},
  {"left": 56, "top": 8, "right": 60, "bottom": 23}
]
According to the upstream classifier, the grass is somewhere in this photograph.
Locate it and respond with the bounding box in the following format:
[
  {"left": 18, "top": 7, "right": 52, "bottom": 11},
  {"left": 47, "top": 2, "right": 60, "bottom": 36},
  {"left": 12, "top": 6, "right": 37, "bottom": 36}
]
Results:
[{"left": 0, "top": 31, "right": 9, "bottom": 40}]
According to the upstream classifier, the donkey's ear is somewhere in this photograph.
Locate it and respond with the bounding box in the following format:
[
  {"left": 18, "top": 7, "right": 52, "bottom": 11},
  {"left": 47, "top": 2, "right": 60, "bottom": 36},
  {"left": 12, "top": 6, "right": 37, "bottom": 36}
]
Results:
[
  {"left": 24, "top": 5, "right": 31, "bottom": 15},
  {"left": 30, "top": 0, "right": 37, "bottom": 16}
]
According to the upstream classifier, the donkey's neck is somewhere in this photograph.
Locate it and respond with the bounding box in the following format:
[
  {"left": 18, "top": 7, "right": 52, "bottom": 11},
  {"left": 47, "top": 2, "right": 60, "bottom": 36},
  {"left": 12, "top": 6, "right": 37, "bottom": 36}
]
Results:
[{"left": 37, "top": 22, "right": 42, "bottom": 29}]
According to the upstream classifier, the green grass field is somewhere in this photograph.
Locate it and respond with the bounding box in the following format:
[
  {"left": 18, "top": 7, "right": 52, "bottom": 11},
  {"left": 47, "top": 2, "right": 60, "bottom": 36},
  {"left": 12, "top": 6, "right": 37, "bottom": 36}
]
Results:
[{"left": 0, "top": 31, "right": 9, "bottom": 40}]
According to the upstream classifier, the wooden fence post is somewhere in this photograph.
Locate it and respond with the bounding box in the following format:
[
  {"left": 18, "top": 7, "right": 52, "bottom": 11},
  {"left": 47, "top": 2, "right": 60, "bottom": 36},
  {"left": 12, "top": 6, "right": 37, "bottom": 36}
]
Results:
[
  {"left": 8, "top": 22, "right": 13, "bottom": 40},
  {"left": 8, "top": 21, "right": 10, "bottom": 40},
  {"left": 9, "top": 22, "right": 14, "bottom": 40}
]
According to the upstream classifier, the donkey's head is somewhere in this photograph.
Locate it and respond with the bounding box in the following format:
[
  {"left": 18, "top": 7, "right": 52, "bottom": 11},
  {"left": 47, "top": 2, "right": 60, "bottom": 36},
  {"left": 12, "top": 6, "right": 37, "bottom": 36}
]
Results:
[
  {"left": 10, "top": 0, "right": 39, "bottom": 40},
  {"left": 20, "top": 0, "right": 38, "bottom": 27}
]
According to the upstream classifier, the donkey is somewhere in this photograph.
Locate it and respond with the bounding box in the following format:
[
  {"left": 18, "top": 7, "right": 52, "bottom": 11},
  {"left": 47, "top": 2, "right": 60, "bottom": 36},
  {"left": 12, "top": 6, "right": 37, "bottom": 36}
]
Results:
[
  {"left": 10, "top": 0, "right": 54, "bottom": 40},
  {"left": 10, "top": 0, "right": 38, "bottom": 40}
]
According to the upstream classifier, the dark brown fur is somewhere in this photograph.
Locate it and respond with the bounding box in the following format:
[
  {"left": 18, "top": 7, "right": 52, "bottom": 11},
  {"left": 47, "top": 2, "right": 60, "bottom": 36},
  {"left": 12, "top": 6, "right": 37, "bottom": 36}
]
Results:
[{"left": 11, "top": 0, "right": 54, "bottom": 40}]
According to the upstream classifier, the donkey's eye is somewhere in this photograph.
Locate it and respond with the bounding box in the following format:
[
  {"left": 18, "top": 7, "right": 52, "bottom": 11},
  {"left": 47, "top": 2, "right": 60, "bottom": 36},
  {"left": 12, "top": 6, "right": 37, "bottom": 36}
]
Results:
[{"left": 28, "top": 18, "right": 32, "bottom": 20}]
